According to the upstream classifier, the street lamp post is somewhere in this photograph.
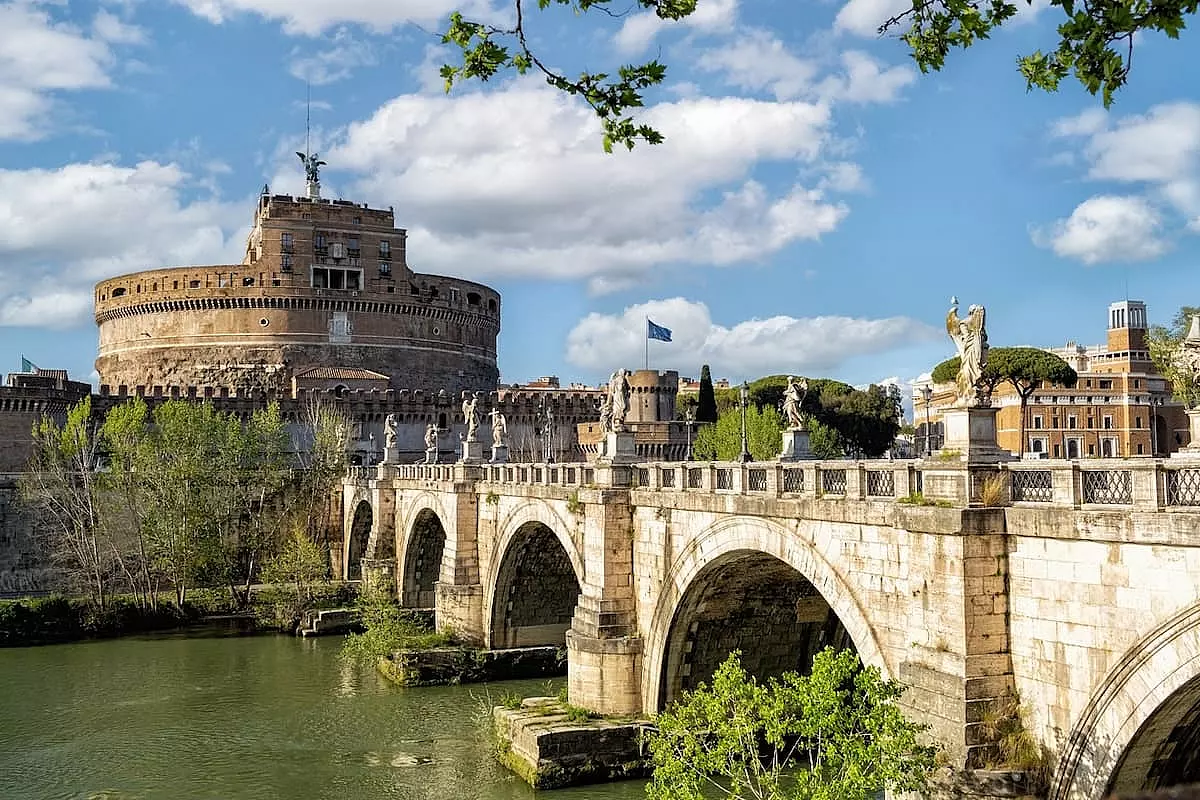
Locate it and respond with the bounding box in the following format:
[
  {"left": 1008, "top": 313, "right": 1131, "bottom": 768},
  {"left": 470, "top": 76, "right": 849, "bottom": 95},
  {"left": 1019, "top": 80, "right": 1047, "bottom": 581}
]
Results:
[
  {"left": 739, "top": 382, "right": 752, "bottom": 463},
  {"left": 684, "top": 407, "right": 695, "bottom": 461},
  {"left": 920, "top": 385, "right": 933, "bottom": 457}
]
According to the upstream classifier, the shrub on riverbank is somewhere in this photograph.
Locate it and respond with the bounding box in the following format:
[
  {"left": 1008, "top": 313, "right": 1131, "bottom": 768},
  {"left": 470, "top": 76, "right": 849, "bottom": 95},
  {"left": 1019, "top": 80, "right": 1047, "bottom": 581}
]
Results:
[
  {"left": 0, "top": 596, "right": 194, "bottom": 646},
  {"left": 1, "top": 583, "right": 359, "bottom": 646}
]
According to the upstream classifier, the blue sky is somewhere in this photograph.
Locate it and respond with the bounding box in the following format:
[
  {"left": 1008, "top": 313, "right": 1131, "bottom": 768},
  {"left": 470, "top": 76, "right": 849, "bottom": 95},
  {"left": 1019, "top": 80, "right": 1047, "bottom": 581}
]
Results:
[{"left": 1, "top": 0, "right": 1197, "bottom": 413}]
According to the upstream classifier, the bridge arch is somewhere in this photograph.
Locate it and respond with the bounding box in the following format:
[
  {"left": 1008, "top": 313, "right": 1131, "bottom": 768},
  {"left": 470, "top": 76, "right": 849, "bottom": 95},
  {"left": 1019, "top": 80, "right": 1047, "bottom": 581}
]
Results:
[
  {"left": 400, "top": 508, "right": 447, "bottom": 608},
  {"left": 1050, "top": 603, "right": 1200, "bottom": 800},
  {"left": 644, "top": 515, "right": 889, "bottom": 713},
  {"left": 485, "top": 501, "right": 583, "bottom": 650},
  {"left": 344, "top": 499, "right": 372, "bottom": 581}
]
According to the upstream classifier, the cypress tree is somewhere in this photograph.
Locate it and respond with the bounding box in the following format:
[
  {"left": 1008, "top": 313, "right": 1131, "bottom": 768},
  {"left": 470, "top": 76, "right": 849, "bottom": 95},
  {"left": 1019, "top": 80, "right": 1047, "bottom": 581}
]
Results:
[{"left": 697, "top": 365, "right": 718, "bottom": 422}]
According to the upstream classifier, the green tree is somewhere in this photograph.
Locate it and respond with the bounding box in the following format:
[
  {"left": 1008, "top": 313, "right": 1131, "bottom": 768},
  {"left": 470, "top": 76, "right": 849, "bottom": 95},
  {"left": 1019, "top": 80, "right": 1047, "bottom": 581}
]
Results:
[
  {"left": 646, "top": 648, "right": 938, "bottom": 800},
  {"left": 292, "top": 397, "right": 351, "bottom": 571},
  {"left": 1150, "top": 306, "right": 1200, "bottom": 410},
  {"left": 19, "top": 398, "right": 114, "bottom": 608},
  {"left": 99, "top": 397, "right": 159, "bottom": 608},
  {"left": 693, "top": 404, "right": 783, "bottom": 461},
  {"left": 441, "top": 0, "right": 1195, "bottom": 150},
  {"left": 697, "top": 364, "right": 718, "bottom": 423},
  {"left": 259, "top": 527, "right": 331, "bottom": 631},
  {"left": 808, "top": 418, "right": 846, "bottom": 459},
  {"left": 932, "top": 347, "right": 1077, "bottom": 456}
]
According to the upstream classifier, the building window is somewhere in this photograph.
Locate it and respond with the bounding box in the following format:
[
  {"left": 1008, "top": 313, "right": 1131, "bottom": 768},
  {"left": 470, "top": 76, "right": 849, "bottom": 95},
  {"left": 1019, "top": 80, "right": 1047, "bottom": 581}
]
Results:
[
  {"left": 1054, "top": 444, "right": 1062, "bottom": 458},
  {"left": 1053, "top": 417, "right": 1060, "bottom": 428},
  {"left": 173, "top": 281, "right": 179, "bottom": 290},
  {"left": 312, "top": 266, "right": 362, "bottom": 291},
  {"left": 467, "top": 292, "right": 481, "bottom": 306},
  {"left": 281, "top": 232, "right": 294, "bottom": 253},
  {"left": 1088, "top": 443, "right": 1096, "bottom": 456},
  {"left": 1103, "top": 415, "right": 1113, "bottom": 430},
  {"left": 380, "top": 262, "right": 392, "bottom": 276},
  {"left": 314, "top": 233, "right": 327, "bottom": 252},
  {"left": 1137, "top": 443, "right": 1145, "bottom": 455},
  {"left": 347, "top": 238, "right": 360, "bottom": 256},
  {"left": 243, "top": 277, "right": 255, "bottom": 287},
  {"left": 449, "top": 288, "right": 461, "bottom": 303},
  {"left": 1134, "top": 379, "right": 1141, "bottom": 388},
  {"left": 1136, "top": 415, "right": 1143, "bottom": 428},
  {"left": 379, "top": 240, "right": 391, "bottom": 259},
  {"left": 1068, "top": 415, "right": 1078, "bottom": 429},
  {"left": 1032, "top": 415, "right": 1043, "bottom": 430},
  {"left": 1087, "top": 417, "right": 1094, "bottom": 429},
  {"left": 1099, "top": 379, "right": 1113, "bottom": 390},
  {"left": 281, "top": 254, "right": 293, "bottom": 271}
]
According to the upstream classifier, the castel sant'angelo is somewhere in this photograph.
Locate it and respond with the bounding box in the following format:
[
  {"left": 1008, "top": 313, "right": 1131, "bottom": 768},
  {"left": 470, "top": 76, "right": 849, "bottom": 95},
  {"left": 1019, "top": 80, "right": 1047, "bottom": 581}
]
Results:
[{"left": 94, "top": 157, "right": 501, "bottom": 395}]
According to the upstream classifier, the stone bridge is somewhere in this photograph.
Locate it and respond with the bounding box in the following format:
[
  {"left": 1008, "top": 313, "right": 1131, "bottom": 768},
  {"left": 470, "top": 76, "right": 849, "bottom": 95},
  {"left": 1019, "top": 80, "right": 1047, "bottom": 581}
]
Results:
[{"left": 342, "top": 457, "right": 1200, "bottom": 798}]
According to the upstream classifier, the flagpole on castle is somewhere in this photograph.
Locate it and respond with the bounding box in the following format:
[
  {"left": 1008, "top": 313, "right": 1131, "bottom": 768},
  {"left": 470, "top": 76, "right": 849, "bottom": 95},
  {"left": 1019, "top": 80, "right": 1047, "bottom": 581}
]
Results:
[{"left": 644, "top": 317, "right": 649, "bottom": 371}]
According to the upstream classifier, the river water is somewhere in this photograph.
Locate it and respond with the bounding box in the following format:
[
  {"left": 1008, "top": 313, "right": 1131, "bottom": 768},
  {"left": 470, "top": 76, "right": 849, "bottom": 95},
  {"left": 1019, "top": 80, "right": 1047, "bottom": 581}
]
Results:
[{"left": 0, "top": 630, "right": 647, "bottom": 800}]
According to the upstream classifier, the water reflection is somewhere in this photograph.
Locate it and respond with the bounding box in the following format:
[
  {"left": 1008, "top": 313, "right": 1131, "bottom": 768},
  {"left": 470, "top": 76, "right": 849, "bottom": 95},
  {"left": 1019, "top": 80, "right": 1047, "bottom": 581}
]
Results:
[{"left": 0, "top": 633, "right": 646, "bottom": 800}]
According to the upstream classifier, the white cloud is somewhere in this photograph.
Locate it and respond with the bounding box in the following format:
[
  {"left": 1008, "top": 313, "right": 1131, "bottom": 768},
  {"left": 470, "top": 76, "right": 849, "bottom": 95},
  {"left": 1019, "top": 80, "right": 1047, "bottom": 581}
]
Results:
[
  {"left": 833, "top": 0, "right": 909, "bottom": 37},
  {"left": 328, "top": 80, "right": 849, "bottom": 292},
  {"left": 0, "top": 161, "right": 245, "bottom": 328},
  {"left": 819, "top": 50, "right": 914, "bottom": 104},
  {"left": 289, "top": 27, "right": 377, "bottom": 84},
  {"left": 1032, "top": 195, "right": 1168, "bottom": 265},
  {"left": 698, "top": 29, "right": 817, "bottom": 101},
  {"left": 0, "top": 3, "right": 117, "bottom": 139},
  {"left": 565, "top": 298, "right": 939, "bottom": 376},
  {"left": 613, "top": 0, "right": 737, "bottom": 55},
  {"left": 92, "top": 9, "right": 146, "bottom": 45},
  {"left": 175, "top": 0, "right": 499, "bottom": 34},
  {"left": 701, "top": 32, "right": 913, "bottom": 107},
  {"left": 1045, "top": 101, "right": 1200, "bottom": 250}
]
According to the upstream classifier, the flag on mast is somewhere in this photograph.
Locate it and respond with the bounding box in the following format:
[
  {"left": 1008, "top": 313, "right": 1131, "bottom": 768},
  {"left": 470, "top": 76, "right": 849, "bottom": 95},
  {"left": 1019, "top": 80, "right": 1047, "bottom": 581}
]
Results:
[
  {"left": 20, "top": 356, "right": 38, "bottom": 373},
  {"left": 647, "top": 319, "right": 672, "bottom": 342}
]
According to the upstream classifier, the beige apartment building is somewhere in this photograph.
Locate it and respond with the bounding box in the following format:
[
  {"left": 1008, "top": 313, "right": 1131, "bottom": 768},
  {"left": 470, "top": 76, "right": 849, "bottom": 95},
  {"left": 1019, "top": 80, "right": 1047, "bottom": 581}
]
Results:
[{"left": 914, "top": 300, "right": 1190, "bottom": 458}]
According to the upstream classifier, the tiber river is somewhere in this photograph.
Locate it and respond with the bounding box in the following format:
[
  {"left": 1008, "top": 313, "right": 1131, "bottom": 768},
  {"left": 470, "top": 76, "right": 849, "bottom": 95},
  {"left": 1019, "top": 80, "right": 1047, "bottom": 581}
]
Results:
[{"left": 0, "top": 630, "right": 647, "bottom": 800}]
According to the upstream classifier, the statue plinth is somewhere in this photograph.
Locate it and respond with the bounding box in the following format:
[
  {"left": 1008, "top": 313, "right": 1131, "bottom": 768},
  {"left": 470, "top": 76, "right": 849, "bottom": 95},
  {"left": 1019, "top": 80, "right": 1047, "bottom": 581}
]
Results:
[
  {"left": 383, "top": 446, "right": 401, "bottom": 465},
  {"left": 491, "top": 444, "right": 509, "bottom": 464},
  {"left": 780, "top": 428, "right": 813, "bottom": 461},
  {"left": 1172, "top": 409, "right": 1200, "bottom": 459},
  {"left": 424, "top": 447, "right": 437, "bottom": 465},
  {"left": 599, "top": 431, "right": 637, "bottom": 464},
  {"left": 460, "top": 439, "right": 486, "bottom": 463},
  {"left": 937, "top": 406, "right": 1013, "bottom": 464}
]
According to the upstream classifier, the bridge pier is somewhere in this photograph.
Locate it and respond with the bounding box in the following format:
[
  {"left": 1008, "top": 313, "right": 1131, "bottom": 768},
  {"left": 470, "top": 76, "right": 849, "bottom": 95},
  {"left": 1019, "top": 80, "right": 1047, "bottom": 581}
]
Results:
[
  {"left": 568, "top": 487, "right": 643, "bottom": 716},
  {"left": 434, "top": 471, "right": 487, "bottom": 645}
]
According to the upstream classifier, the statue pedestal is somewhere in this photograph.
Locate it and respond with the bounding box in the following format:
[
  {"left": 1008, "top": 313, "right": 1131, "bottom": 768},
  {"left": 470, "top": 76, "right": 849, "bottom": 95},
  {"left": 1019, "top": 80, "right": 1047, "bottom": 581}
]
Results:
[
  {"left": 460, "top": 439, "right": 486, "bottom": 463},
  {"left": 491, "top": 444, "right": 509, "bottom": 463},
  {"left": 938, "top": 406, "right": 1012, "bottom": 464},
  {"left": 383, "top": 446, "right": 401, "bottom": 465},
  {"left": 599, "top": 431, "right": 637, "bottom": 464},
  {"left": 424, "top": 447, "right": 437, "bottom": 465},
  {"left": 780, "top": 428, "right": 813, "bottom": 461},
  {"left": 1171, "top": 409, "right": 1200, "bottom": 459}
]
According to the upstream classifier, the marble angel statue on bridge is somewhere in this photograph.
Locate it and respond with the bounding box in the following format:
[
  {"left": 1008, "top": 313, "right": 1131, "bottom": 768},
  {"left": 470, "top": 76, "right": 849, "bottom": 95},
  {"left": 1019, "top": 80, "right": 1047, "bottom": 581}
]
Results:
[
  {"left": 946, "top": 298, "right": 989, "bottom": 408},
  {"left": 782, "top": 376, "right": 807, "bottom": 430},
  {"left": 490, "top": 408, "right": 508, "bottom": 448},
  {"left": 462, "top": 394, "right": 481, "bottom": 441}
]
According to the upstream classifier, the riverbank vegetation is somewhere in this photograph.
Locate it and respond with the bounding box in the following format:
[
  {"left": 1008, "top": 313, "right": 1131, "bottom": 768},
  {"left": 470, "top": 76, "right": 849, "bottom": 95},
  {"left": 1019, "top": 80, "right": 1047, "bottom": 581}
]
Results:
[
  {"left": 13, "top": 395, "right": 353, "bottom": 644},
  {"left": 341, "top": 585, "right": 450, "bottom": 665},
  {"left": 646, "top": 648, "right": 938, "bottom": 800}
]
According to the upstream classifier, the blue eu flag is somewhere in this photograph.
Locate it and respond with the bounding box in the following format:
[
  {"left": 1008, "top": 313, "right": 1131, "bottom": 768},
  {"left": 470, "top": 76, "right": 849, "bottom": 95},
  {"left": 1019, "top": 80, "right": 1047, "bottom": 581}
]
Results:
[{"left": 647, "top": 319, "right": 672, "bottom": 342}]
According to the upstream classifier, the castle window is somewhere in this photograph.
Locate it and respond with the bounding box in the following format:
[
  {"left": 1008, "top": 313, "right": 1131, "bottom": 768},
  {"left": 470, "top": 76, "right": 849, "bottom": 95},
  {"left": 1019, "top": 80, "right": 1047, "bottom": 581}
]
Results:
[
  {"left": 1099, "top": 379, "right": 1113, "bottom": 390},
  {"left": 314, "top": 233, "right": 327, "bottom": 253},
  {"left": 173, "top": 281, "right": 178, "bottom": 290},
  {"left": 449, "top": 288, "right": 460, "bottom": 303},
  {"left": 428, "top": 285, "right": 439, "bottom": 298},
  {"left": 347, "top": 238, "right": 360, "bottom": 256},
  {"left": 380, "top": 262, "right": 391, "bottom": 276},
  {"left": 1032, "top": 415, "right": 1043, "bottom": 430},
  {"left": 334, "top": 384, "right": 348, "bottom": 399},
  {"left": 354, "top": 216, "right": 361, "bottom": 225},
  {"left": 1103, "top": 415, "right": 1113, "bottom": 429},
  {"left": 467, "top": 292, "right": 481, "bottom": 306},
  {"left": 281, "top": 232, "right": 294, "bottom": 253},
  {"left": 410, "top": 284, "right": 420, "bottom": 295},
  {"left": 379, "top": 240, "right": 391, "bottom": 259},
  {"left": 1137, "top": 443, "right": 1145, "bottom": 455},
  {"left": 281, "top": 254, "right": 293, "bottom": 272},
  {"left": 1134, "top": 379, "right": 1141, "bottom": 388},
  {"left": 1068, "top": 415, "right": 1077, "bottom": 429},
  {"left": 1136, "top": 415, "right": 1143, "bottom": 428},
  {"left": 488, "top": 298, "right": 497, "bottom": 312},
  {"left": 243, "top": 277, "right": 255, "bottom": 287},
  {"left": 189, "top": 280, "right": 201, "bottom": 288},
  {"left": 438, "top": 412, "right": 447, "bottom": 430},
  {"left": 111, "top": 287, "right": 126, "bottom": 297}
]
